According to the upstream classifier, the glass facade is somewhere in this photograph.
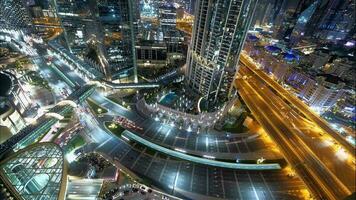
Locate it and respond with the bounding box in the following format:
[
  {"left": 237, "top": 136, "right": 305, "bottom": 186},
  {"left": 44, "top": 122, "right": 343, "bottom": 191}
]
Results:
[
  {"left": 0, "top": 143, "right": 66, "bottom": 200},
  {"left": 94, "top": 0, "right": 138, "bottom": 78},
  {"left": 185, "top": 0, "right": 258, "bottom": 103}
]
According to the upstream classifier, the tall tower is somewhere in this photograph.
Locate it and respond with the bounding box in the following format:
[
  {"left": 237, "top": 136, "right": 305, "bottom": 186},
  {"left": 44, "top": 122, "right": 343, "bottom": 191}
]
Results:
[
  {"left": 272, "top": 0, "right": 314, "bottom": 43},
  {"left": 94, "top": 0, "right": 138, "bottom": 81},
  {"left": 185, "top": 0, "right": 258, "bottom": 104},
  {"left": 118, "top": 0, "right": 138, "bottom": 82},
  {"left": 307, "top": 0, "right": 356, "bottom": 42}
]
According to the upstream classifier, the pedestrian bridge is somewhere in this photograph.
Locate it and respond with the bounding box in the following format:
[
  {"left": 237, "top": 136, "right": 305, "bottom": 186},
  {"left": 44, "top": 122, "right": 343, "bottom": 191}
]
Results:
[{"left": 101, "top": 80, "right": 160, "bottom": 89}]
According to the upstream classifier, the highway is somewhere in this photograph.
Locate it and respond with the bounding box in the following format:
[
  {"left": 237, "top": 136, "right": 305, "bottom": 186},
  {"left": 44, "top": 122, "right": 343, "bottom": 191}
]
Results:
[
  {"left": 41, "top": 45, "right": 308, "bottom": 199},
  {"left": 235, "top": 64, "right": 355, "bottom": 200},
  {"left": 47, "top": 56, "right": 307, "bottom": 199},
  {"left": 239, "top": 53, "right": 355, "bottom": 155},
  {"left": 3, "top": 31, "right": 307, "bottom": 199}
]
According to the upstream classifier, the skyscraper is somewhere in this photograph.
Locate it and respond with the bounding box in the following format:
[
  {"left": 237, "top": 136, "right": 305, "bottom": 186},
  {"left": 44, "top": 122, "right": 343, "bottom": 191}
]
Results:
[
  {"left": 272, "top": 0, "right": 314, "bottom": 43},
  {"left": 118, "top": 0, "right": 139, "bottom": 82},
  {"left": 53, "top": 0, "right": 98, "bottom": 54},
  {"left": 159, "top": 4, "right": 177, "bottom": 32},
  {"left": 96, "top": 0, "right": 138, "bottom": 81},
  {"left": 185, "top": 0, "right": 258, "bottom": 104},
  {"left": 306, "top": 0, "right": 356, "bottom": 42}
]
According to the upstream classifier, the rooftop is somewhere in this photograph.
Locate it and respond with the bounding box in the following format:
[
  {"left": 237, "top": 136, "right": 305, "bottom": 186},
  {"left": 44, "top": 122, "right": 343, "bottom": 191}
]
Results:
[
  {"left": 318, "top": 73, "right": 345, "bottom": 85},
  {"left": 265, "top": 45, "right": 282, "bottom": 53},
  {"left": 0, "top": 142, "right": 67, "bottom": 200}
]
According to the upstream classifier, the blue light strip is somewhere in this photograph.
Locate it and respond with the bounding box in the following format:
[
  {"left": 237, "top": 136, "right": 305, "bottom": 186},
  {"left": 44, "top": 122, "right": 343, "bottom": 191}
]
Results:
[{"left": 122, "top": 131, "right": 281, "bottom": 170}]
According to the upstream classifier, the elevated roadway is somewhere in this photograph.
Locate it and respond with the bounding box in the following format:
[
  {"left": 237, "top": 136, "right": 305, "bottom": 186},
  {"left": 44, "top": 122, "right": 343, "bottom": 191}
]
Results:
[
  {"left": 11, "top": 33, "right": 309, "bottom": 199},
  {"left": 122, "top": 131, "right": 281, "bottom": 170},
  {"left": 235, "top": 65, "right": 355, "bottom": 200},
  {"left": 101, "top": 80, "right": 160, "bottom": 89},
  {"left": 239, "top": 53, "right": 355, "bottom": 155}
]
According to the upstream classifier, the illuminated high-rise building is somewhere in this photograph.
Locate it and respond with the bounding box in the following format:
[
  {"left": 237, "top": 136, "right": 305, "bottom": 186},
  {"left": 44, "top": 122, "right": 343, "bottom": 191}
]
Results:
[
  {"left": 272, "top": 0, "right": 314, "bottom": 43},
  {"left": 95, "top": 0, "right": 138, "bottom": 80},
  {"left": 306, "top": 0, "right": 356, "bottom": 42},
  {"left": 159, "top": 4, "right": 177, "bottom": 31},
  {"left": 53, "top": 0, "right": 139, "bottom": 80},
  {"left": 185, "top": 0, "right": 258, "bottom": 104}
]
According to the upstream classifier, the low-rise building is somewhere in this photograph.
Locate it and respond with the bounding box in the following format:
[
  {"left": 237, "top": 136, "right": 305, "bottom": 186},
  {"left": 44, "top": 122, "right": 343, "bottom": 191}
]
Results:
[
  {"left": 299, "top": 74, "right": 345, "bottom": 112},
  {"left": 323, "top": 58, "right": 355, "bottom": 82},
  {"left": 308, "top": 51, "right": 330, "bottom": 69}
]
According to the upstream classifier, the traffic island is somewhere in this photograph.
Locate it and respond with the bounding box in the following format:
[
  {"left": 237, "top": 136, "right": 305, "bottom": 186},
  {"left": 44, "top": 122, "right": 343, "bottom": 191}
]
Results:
[
  {"left": 104, "top": 122, "right": 125, "bottom": 138},
  {"left": 87, "top": 99, "right": 108, "bottom": 115}
]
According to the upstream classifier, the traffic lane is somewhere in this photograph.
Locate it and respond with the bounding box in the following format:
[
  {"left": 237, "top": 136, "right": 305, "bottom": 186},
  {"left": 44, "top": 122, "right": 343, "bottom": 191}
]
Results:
[
  {"left": 93, "top": 130, "right": 306, "bottom": 200},
  {"left": 90, "top": 91, "right": 139, "bottom": 120},
  {"left": 52, "top": 58, "right": 86, "bottom": 86},
  {"left": 255, "top": 82, "right": 356, "bottom": 190},
  {"left": 240, "top": 56, "right": 354, "bottom": 154},
  {"left": 240, "top": 67, "right": 356, "bottom": 190},
  {"left": 238, "top": 84, "right": 332, "bottom": 199},
  {"left": 240, "top": 78, "right": 350, "bottom": 195},
  {"left": 237, "top": 83, "right": 323, "bottom": 197},
  {"left": 237, "top": 79, "right": 351, "bottom": 199},
  {"left": 242, "top": 78, "right": 353, "bottom": 198},
  {"left": 31, "top": 57, "right": 72, "bottom": 100}
]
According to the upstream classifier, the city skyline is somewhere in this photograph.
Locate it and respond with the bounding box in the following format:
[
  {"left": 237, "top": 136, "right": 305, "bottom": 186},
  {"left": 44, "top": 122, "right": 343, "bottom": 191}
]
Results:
[{"left": 0, "top": 0, "right": 355, "bottom": 200}]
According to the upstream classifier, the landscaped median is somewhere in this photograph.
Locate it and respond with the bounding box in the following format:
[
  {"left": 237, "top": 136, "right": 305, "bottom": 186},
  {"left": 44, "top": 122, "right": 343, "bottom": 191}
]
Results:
[
  {"left": 86, "top": 98, "right": 108, "bottom": 115},
  {"left": 104, "top": 121, "right": 125, "bottom": 137}
]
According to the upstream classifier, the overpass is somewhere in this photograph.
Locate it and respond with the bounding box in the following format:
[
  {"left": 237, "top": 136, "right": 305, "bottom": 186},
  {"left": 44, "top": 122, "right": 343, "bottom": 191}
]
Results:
[
  {"left": 0, "top": 85, "right": 96, "bottom": 158},
  {"left": 122, "top": 131, "right": 281, "bottom": 170},
  {"left": 235, "top": 65, "right": 354, "bottom": 200},
  {"left": 48, "top": 40, "right": 104, "bottom": 80},
  {"left": 101, "top": 80, "right": 160, "bottom": 89},
  {"left": 153, "top": 68, "right": 181, "bottom": 83},
  {"left": 239, "top": 53, "right": 355, "bottom": 155}
]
